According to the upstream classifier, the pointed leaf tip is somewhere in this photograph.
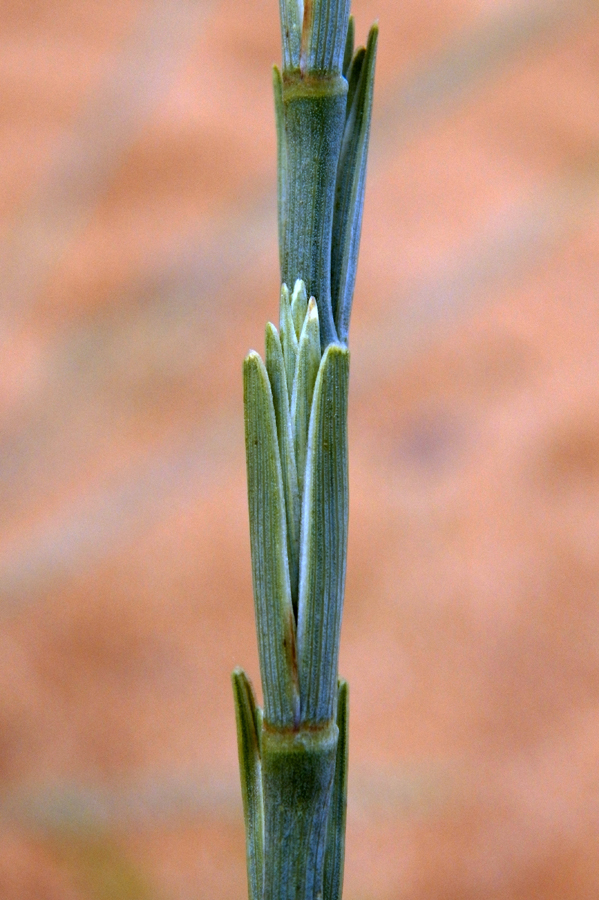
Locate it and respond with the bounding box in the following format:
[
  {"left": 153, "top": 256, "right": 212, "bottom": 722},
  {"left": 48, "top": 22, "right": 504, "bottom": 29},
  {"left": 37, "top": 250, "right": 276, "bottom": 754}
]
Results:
[
  {"left": 291, "top": 279, "right": 308, "bottom": 339},
  {"left": 232, "top": 668, "right": 264, "bottom": 900},
  {"left": 331, "top": 22, "right": 378, "bottom": 342},
  {"left": 343, "top": 15, "right": 355, "bottom": 78}
]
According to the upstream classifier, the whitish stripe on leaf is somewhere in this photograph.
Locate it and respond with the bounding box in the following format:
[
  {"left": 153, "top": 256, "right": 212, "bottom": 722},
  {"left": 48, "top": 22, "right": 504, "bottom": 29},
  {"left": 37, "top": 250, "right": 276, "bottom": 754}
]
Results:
[
  {"left": 323, "top": 679, "right": 349, "bottom": 900},
  {"left": 244, "top": 352, "right": 299, "bottom": 727},
  {"left": 279, "top": 284, "right": 299, "bottom": 397},
  {"left": 331, "top": 24, "right": 378, "bottom": 342},
  {"left": 265, "top": 323, "right": 301, "bottom": 614},
  {"left": 232, "top": 668, "right": 264, "bottom": 900},
  {"left": 297, "top": 345, "right": 349, "bottom": 724},
  {"left": 291, "top": 298, "right": 321, "bottom": 503}
]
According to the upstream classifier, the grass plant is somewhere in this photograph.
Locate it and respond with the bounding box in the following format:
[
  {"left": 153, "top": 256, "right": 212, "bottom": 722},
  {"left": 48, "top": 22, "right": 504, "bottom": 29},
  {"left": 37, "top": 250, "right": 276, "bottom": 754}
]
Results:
[{"left": 233, "top": 2, "right": 377, "bottom": 898}]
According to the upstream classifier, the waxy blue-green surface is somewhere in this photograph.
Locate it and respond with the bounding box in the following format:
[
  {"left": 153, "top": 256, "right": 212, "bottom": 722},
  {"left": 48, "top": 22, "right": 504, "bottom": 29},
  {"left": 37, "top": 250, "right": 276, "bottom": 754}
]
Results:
[
  {"left": 297, "top": 343, "right": 349, "bottom": 725},
  {"left": 243, "top": 352, "right": 299, "bottom": 729},
  {"left": 236, "top": 0, "right": 377, "bottom": 896}
]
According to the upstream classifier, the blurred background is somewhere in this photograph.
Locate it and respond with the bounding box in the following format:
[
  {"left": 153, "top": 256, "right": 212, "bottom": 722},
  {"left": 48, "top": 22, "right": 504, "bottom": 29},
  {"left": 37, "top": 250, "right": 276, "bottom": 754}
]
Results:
[{"left": 1, "top": 0, "right": 599, "bottom": 897}]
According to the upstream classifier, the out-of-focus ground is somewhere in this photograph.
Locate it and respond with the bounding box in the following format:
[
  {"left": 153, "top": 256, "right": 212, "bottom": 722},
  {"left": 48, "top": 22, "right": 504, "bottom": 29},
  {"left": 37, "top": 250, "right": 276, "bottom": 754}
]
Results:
[{"left": 1, "top": 0, "right": 599, "bottom": 897}]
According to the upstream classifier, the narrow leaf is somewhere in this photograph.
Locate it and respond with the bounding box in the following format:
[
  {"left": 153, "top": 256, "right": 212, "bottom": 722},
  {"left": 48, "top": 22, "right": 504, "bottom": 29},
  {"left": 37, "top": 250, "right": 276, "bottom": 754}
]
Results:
[
  {"left": 273, "top": 66, "right": 287, "bottom": 276},
  {"left": 244, "top": 352, "right": 300, "bottom": 728},
  {"left": 342, "top": 15, "right": 355, "bottom": 79},
  {"left": 331, "top": 24, "right": 378, "bottom": 341},
  {"left": 345, "top": 45, "right": 365, "bottom": 121},
  {"left": 291, "top": 298, "right": 321, "bottom": 503},
  {"left": 297, "top": 345, "right": 349, "bottom": 724},
  {"left": 232, "top": 668, "right": 264, "bottom": 900},
  {"left": 265, "top": 323, "right": 301, "bottom": 614},
  {"left": 323, "top": 679, "right": 349, "bottom": 900},
  {"left": 291, "top": 279, "right": 308, "bottom": 340},
  {"left": 279, "top": 284, "right": 298, "bottom": 397}
]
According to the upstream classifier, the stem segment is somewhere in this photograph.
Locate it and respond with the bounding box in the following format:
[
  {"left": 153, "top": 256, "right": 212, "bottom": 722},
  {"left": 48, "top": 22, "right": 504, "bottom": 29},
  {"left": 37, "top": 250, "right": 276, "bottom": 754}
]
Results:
[
  {"left": 279, "top": 73, "right": 347, "bottom": 347},
  {"left": 262, "top": 722, "right": 338, "bottom": 900}
]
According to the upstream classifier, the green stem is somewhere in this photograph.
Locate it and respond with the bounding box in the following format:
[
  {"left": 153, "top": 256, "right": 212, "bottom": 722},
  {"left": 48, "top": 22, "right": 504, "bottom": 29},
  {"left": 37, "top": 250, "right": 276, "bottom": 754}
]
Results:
[
  {"left": 279, "top": 73, "right": 347, "bottom": 348},
  {"left": 262, "top": 722, "right": 338, "bottom": 900},
  {"left": 235, "top": 3, "right": 377, "bottom": 898}
]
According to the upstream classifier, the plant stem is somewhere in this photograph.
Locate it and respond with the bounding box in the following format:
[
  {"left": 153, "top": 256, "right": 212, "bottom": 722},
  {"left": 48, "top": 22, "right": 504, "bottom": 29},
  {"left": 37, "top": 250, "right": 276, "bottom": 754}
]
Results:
[
  {"left": 234, "top": 2, "right": 377, "bottom": 898},
  {"left": 278, "top": 72, "right": 348, "bottom": 348},
  {"left": 262, "top": 723, "right": 338, "bottom": 900}
]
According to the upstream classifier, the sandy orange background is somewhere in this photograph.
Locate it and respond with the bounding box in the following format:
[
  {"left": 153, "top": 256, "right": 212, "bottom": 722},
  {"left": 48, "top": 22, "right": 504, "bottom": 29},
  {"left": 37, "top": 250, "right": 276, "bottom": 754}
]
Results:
[{"left": 1, "top": 1, "right": 599, "bottom": 898}]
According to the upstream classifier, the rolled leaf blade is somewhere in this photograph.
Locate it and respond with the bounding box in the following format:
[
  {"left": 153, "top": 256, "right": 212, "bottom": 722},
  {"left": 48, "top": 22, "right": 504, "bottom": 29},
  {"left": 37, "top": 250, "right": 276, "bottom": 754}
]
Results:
[
  {"left": 331, "top": 24, "right": 378, "bottom": 341},
  {"left": 323, "top": 679, "right": 349, "bottom": 900},
  {"left": 244, "top": 351, "right": 300, "bottom": 728},
  {"left": 297, "top": 344, "right": 349, "bottom": 724},
  {"left": 344, "top": 45, "right": 365, "bottom": 124},
  {"left": 279, "top": 283, "right": 299, "bottom": 397},
  {"left": 274, "top": 66, "right": 287, "bottom": 276},
  {"left": 232, "top": 668, "right": 264, "bottom": 900},
  {"left": 291, "top": 298, "right": 321, "bottom": 503},
  {"left": 265, "top": 323, "right": 301, "bottom": 614},
  {"left": 342, "top": 15, "right": 355, "bottom": 79}
]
